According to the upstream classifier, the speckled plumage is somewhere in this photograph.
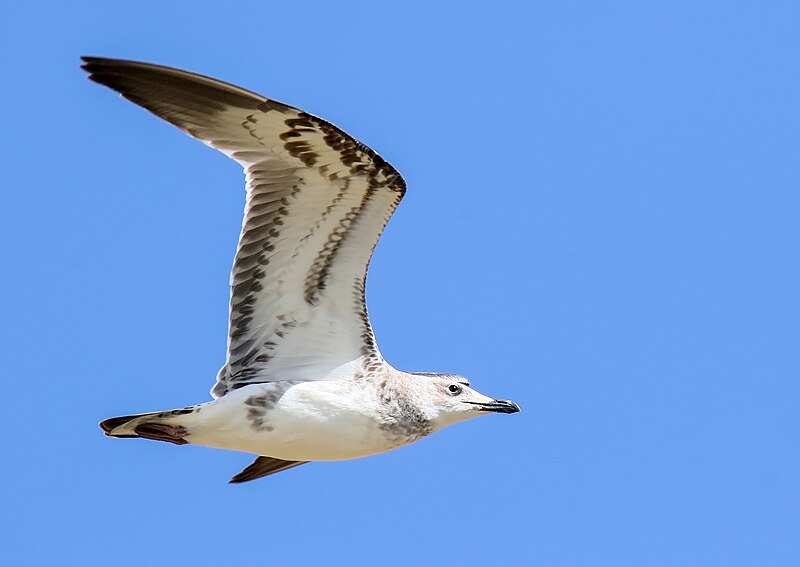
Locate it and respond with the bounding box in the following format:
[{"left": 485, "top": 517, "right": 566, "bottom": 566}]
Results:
[{"left": 85, "top": 56, "right": 519, "bottom": 483}]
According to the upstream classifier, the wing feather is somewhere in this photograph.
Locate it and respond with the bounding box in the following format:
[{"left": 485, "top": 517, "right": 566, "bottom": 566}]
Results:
[
  {"left": 228, "top": 456, "right": 307, "bottom": 483},
  {"left": 82, "top": 57, "right": 405, "bottom": 396}
]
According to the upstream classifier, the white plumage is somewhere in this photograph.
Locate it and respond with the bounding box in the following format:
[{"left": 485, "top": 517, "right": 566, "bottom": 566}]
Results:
[{"left": 84, "top": 57, "right": 519, "bottom": 483}]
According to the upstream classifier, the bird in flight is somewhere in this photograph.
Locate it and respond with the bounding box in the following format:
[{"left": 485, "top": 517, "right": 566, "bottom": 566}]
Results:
[{"left": 83, "top": 57, "right": 519, "bottom": 483}]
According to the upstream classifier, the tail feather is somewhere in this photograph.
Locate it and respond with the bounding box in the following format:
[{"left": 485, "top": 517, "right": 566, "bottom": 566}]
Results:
[
  {"left": 133, "top": 422, "right": 189, "bottom": 445},
  {"left": 99, "top": 414, "right": 147, "bottom": 437},
  {"left": 100, "top": 407, "right": 196, "bottom": 444}
]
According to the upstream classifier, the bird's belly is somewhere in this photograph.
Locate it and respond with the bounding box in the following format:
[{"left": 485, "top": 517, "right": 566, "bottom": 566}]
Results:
[{"left": 184, "top": 382, "right": 405, "bottom": 461}]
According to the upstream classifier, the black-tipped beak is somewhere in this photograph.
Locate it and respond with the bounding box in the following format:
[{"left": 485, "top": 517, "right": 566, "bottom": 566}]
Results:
[{"left": 467, "top": 399, "right": 521, "bottom": 414}]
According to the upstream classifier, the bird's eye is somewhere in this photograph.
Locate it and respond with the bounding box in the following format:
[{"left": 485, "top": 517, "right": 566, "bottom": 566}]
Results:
[{"left": 448, "top": 384, "right": 462, "bottom": 395}]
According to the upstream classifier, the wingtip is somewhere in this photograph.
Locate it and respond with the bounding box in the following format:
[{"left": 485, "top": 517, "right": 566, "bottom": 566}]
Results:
[
  {"left": 80, "top": 55, "right": 128, "bottom": 66},
  {"left": 80, "top": 55, "right": 107, "bottom": 70},
  {"left": 79, "top": 55, "right": 94, "bottom": 76},
  {"left": 80, "top": 56, "right": 139, "bottom": 78},
  {"left": 80, "top": 56, "right": 110, "bottom": 82},
  {"left": 228, "top": 470, "right": 255, "bottom": 484},
  {"left": 228, "top": 469, "right": 255, "bottom": 484}
]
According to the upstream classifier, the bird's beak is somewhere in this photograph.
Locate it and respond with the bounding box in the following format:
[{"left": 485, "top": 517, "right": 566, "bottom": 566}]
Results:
[{"left": 466, "top": 399, "right": 521, "bottom": 414}]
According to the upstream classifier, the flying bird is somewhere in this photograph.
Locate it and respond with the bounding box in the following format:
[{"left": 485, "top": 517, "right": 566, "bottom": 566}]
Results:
[{"left": 83, "top": 57, "right": 519, "bottom": 483}]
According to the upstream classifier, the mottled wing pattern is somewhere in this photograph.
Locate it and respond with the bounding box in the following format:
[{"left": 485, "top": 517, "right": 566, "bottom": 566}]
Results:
[{"left": 82, "top": 57, "right": 405, "bottom": 396}]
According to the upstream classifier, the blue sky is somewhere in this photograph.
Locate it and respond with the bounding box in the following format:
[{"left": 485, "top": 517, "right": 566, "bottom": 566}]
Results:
[{"left": 1, "top": 1, "right": 798, "bottom": 565}]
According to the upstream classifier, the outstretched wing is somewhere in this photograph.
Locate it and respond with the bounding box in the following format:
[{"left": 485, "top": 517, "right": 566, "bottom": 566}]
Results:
[{"left": 82, "top": 57, "right": 405, "bottom": 397}]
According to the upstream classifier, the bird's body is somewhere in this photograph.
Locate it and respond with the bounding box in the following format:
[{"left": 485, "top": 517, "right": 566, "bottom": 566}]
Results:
[
  {"left": 105, "top": 367, "right": 448, "bottom": 462},
  {"left": 83, "top": 57, "right": 519, "bottom": 482}
]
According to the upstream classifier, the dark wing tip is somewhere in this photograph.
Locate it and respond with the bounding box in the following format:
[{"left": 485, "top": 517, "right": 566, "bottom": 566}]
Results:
[
  {"left": 81, "top": 56, "right": 121, "bottom": 90},
  {"left": 228, "top": 456, "right": 308, "bottom": 484},
  {"left": 80, "top": 55, "right": 152, "bottom": 85},
  {"left": 80, "top": 56, "right": 144, "bottom": 98},
  {"left": 79, "top": 56, "right": 406, "bottom": 194},
  {"left": 79, "top": 55, "right": 280, "bottom": 110},
  {"left": 77, "top": 56, "right": 298, "bottom": 141},
  {"left": 80, "top": 54, "right": 104, "bottom": 71}
]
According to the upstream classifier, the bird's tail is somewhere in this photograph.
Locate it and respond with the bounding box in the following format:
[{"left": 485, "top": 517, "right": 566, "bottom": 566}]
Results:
[{"left": 99, "top": 407, "right": 199, "bottom": 445}]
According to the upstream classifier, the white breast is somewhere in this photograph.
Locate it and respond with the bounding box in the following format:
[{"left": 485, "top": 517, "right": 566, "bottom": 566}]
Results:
[{"left": 183, "top": 381, "right": 405, "bottom": 461}]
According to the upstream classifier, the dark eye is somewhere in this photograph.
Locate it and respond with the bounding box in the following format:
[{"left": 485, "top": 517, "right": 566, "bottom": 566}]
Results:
[{"left": 448, "top": 384, "right": 462, "bottom": 395}]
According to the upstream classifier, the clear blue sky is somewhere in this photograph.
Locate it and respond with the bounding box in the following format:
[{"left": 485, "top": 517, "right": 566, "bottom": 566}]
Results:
[{"left": 1, "top": 2, "right": 798, "bottom": 565}]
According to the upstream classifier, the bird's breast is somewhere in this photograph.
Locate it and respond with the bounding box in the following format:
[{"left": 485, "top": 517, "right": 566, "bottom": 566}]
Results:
[{"left": 186, "top": 381, "right": 415, "bottom": 461}]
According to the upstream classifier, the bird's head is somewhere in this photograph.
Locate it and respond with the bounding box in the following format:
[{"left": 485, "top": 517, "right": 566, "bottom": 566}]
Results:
[{"left": 411, "top": 373, "right": 520, "bottom": 429}]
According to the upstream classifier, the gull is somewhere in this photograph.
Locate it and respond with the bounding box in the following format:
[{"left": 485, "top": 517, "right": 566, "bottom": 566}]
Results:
[{"left": 83, "top": 57, "right": 520, "bottom": 483}]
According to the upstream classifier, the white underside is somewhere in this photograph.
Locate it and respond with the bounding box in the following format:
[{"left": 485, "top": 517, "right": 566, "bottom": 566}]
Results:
[{"left": 180, "top": 381, "right": 409, "bottom": 461}]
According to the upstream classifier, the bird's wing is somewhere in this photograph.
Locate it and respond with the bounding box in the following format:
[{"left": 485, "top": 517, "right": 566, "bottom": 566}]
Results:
[
  {"left": 228, "top": 456, "right": 307, "bottom": 483},
  {"left": 82, "top": 57, "right": 405, "bottom": 397}
]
